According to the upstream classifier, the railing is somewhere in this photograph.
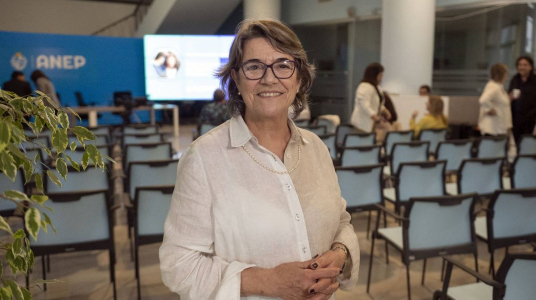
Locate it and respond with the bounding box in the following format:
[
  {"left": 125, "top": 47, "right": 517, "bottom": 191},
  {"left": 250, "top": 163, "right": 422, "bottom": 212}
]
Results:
[{"left": 92, "top": 3, "right": 150, "bottom": 37}]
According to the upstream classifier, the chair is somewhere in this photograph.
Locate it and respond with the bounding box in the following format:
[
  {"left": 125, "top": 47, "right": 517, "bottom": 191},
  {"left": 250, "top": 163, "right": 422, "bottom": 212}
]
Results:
[
  {"left": 340, "top": 146, "right": 381, "bottom": 167},
  {"left": 510, "top": 155, "right": 536, "bottom": 189},
  {"left": 446, "top": 158, "right": 504, "bottom": 198},
  {"left": 20, "top": 139, "right": 50, "bottom": 165},
  {"left": 69, "top": 134, "right": 109, "bottom": 147},
  {"left": 319, "top": 134, "right": 337, "bottom": 163},
  {"left": 473, "top": 189, "right": 536, "bottom": 277},
  {"left": 367, "top": 193, "right": 478, "bottom": 300},
  {"left": 123, "top": 142, "right": 172, "bottom": 171},
  {"left": 384, "top": 131, "right": 413, "bottom": 157},
  {"left": 133, "top": 185, "right": 174, "bottom": 300},
  {"left": 436, "top": 139, "right": 473, "bottom": 173},
  {"left": 518, "top": 134, "right": 536, "bottom": 155},
  {"left": 304, "top": 126, "right": 327, "bottom": 136},
  {"left": 0, "top": 171, "right": 25, "bottom": 217},
  {"left": 419, "top": 129, "right": 447, "bottom": 156},
  {"left": 293, "top": 120, "right": 309, "bottom": 128},
  {"left": 199, "top": 123, "right": 216, "bottom": 136},
  {"left": 123, "top": 134, "right": 164, "bottom": 148},
  {"left": 335, "top": 124, "right": 357, "bottom": 150},
  {"left": 388, "top": 141, "right": 429, "bottom": 176},
  {"left": 315, "top": 118, "right": 336, "bottom": 134},
  {"left": 475, "top": 135, "right": 508, "bottom": 159},
  {"left": 45, "top": 167, "right": 111, "bottom": 199},
  {"left": 29, "top": 190, "right": 117, "bottom": 300},
  {"left": 336, "top": 164, "right": 385, "bottom": 238},
  {"left": 434, "top": 253, "right": 536, "bottom": 300},
  {"left": 123, "top": 125, "right": 159, "bottom": 135},
  {"left": 343, "top": 133, "right": 376, "bottom": 148},
  {"left": 66, "top": 145, "right": 111, "bottom": 167},
  {"left": 385, "top": 160, "right": 447, "bottom": 215}
]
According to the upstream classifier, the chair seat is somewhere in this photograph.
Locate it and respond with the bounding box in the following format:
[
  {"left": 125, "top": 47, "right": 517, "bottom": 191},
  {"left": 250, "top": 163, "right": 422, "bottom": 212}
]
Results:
[
  {"left": 475, "top": 216, "right": 487, "bottom": 241},
  {"left": 446, "top": 182, "right": 458, "bottom": 195},
  {"left": 447, "top": 282, "right": 492, "bottom": 300},
  {"left": 377, "top": 227, "right": 403, "bottom": 250},
  {"left": 383, "top": 188, "right": 395, "bottom": 201}
]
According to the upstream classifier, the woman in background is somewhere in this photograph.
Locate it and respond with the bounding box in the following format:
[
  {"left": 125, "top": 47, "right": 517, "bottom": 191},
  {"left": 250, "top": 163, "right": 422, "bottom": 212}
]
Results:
[
  {"left": 410, "top": 95, "right": 448, "bottom": 138},
  {"left": 31, "top": 70, "right": 60, "bottom": 107},
  {"left": 508, "top": 56, "right": 536, "bottom": 144},
  {"left": 478, "top": 63, "right": 512, "bottom": 136}
]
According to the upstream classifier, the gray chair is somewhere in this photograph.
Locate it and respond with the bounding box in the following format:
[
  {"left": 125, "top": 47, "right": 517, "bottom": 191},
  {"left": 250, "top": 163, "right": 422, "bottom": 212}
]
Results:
[
  {"left": 343, "top": 133, "right": 376, "bottom": 148},
  {"left": 340, "top": 145, "right": 381, "bottom": 167},
  {"left": 123, "top": 125, "right": 159, "bottom": 135},
  {"left": 123, "top": 134, "right": 164, "bottom": 148},
  {"left": 293, "top": 120, "right": 309, "bottom": 128},
  {"left": 388, "top": 141, "right": 429, "bottom": 176},
  {"left": 124, "top": 142, "right": 172, "bottom": 171},
  {"left": 518, "top": 135, "right": 536, "bottom": 155},
  {"left": 436, "top": 139, "right": 473, "bottom": 173},
  {"left": 304, "top": 125, "right": 327, "bottom": 136},
  {"left": 319, "top": 134, "right": 337, "bottom": 163},
  {"left": 476, "top": 136, "right": 508, "bottom": 159},
  {"left": 384, "top": 131, "right": 414, "bottom": 157},
  {"left": 510, "top": 155, "right": 536, "bottom": 189},
  {"left": 0, "top": 170, "right": 25, "bottom": 217},
  {"left": 447, "top": 158, "right": 504, "bottom": 198},
  {"left": 335, "top": 124, "right": 357, "bottom": 149},
  {"left": 419, "top": 129, "right": 447, "bottom": 156}
]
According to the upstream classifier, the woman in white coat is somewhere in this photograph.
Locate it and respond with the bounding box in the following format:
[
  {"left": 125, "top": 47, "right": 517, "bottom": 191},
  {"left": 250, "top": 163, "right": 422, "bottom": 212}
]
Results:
[
  {"left": 478, "top": 63, "right": 512, "bottom": 136},
  {"left": 350, "top": 63, "right": 389, "bottom": 132}
]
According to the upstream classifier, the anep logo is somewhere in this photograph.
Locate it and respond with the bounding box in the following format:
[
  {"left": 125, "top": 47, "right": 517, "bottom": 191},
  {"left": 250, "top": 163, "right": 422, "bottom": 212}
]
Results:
[
  {"left": 36, "top": 55, "right": 86, "bottom": 70},
  {"left": 10, "top": 52, "right": 28, "bottom": 71}
]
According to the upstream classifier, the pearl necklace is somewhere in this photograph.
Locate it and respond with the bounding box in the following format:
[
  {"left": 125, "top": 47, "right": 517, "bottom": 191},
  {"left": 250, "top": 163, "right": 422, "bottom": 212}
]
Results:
[{"left": 242, "top": 143, "right": 301, "bottom": 174}]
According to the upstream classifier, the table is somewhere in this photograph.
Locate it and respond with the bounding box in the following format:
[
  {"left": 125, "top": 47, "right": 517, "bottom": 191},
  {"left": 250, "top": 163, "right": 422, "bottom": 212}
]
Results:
[{"left": 65, "top": 104, "right": 179, "bottom": 137}]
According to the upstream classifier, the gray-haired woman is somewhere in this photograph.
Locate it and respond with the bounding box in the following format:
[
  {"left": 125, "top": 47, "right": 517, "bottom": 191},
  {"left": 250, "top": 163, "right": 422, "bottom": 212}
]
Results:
[{"left": 160, "top": 19, "right": 360, "bottom": 300}]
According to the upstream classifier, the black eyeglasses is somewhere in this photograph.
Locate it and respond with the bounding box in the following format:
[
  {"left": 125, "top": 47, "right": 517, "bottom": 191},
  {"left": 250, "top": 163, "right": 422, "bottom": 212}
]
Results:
[{"left": 239, "top": 60, "right": 297, "bottom": 80}]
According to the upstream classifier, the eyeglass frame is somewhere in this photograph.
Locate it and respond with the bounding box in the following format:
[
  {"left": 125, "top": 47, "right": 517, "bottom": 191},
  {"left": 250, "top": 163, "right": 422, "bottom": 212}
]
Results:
[{"left": 237, "top": 59, "right": 299, "bottom": 80}]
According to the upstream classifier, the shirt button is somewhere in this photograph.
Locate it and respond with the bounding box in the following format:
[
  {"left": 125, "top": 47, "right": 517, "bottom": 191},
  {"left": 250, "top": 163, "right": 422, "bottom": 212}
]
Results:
[
  {"left": 295, "top": 214, "right": 300, "bottom": 221},
  {"left": 286, "top": 153, "right": 291, "bottom": 159},
  {"left": 302, "top": 246, "right": 307, "bottom": 253},
  {"left": 286, "top": 184, "right": 291, "bottom": 190}
]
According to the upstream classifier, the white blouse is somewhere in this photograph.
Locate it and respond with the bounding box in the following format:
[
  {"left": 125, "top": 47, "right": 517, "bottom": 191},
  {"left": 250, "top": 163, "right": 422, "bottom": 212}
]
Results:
[
  {"left": 350, "top": 82, "right": 383, "bottom": 132},
  {"left": 160, "top": 116, "right": 360, "bottom": 300},
  {"left": 478, "top": 80, "right": 512, "bottom": 135}
]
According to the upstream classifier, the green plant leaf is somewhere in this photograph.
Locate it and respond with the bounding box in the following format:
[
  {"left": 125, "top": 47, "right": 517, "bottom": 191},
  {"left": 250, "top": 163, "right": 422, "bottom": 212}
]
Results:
[
  {"left": 40, "top": 220, "right": 48, "bottom": 233},
  {"left": 7, "top": 143, "right": 27, "bottom": 161},
  {"left": 0, "top": 120, "right": 12, "bottom": 152},
  {"left": 6, "top": 247, "right": 16, "bottom": 274},
  {"left": 0, "top": 216, "right": 13, "bottom": 235},
  {"left": 34, "top": 173, "right": 43, "bottom": 192},
  {"left": 22, "top": 158, "right": 33, "bottom": 184},
  {"left": 42, "top": 212, "right": 56, "bottom": 234},
  {"left": 5, "top": 279, "right": 23, "bottom": 300},
  {"left": 58, "top": 111, "right": 69, "bottom": 129},
  {"left": 0, "top": 151, "right": 16, "bottom": 181},
  {"left": 13, "top": 229, "right": 25, "bottom": 239},
  {"left": 42, "top": 107, "right": 59, "bottom": 129},
  {"left": 81, "top": 150, "right": 89, "bottom": 170},
  {"left": 8, "top": 123, "right": 25, "bottom": 144},
  {"left": 20, "top": 287, "right": 31, "bottom": 300},
  {"left": 0, "top": 260, "right": 2, "bottom": 279},
  {"left": 27, "top": 248, "right": 34, "bottom": 270},
  {"left": 3, "top": 190, "right": 28, "bottom": 201},
  {"left": 33, "top": 152, "right": 41, "bottom": 165},
  {"left": 70, "top": 141, "right": 77, "bottom": 152},
  {"left": 86, "top": 144, "right": 101, "bottom": 166},
  {"left": 56, "top": 157, "right": 68, "bottom": 180},
  {"left": 12, "top": 238, "right": 22, "bottom": 257},
  {"left": 51, "top": 128, "right": 68, "bottom": 154},
  {"left": 102, "top": 154, "right": 116, "bottom": 164},
  {"left": 30, "top": 195, "right": 48, "bottom": 206},
  {"left": 46, "top": 170, "right": 62, "bottom": 188},
  {"left": 0, "top": 287, "right": 11, "bottom": 300},
  {"left": 66, "top": 107, "right": 81, "bottom": 121},
  {"left": 63, "top": 154, "right": 80, "bottom": 172},
  {"left": 24, "top": 208, "right": 41, "bottom": 241},
  {"left": 34, "top": 116, "right": 45, "bottom": 133},
  {"left": 72, "top": 126, "right": 96, "bottom": 141}
]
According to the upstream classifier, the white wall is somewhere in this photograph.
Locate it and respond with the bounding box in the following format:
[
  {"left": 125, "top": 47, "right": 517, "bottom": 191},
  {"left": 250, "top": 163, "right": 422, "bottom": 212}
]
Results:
[{"left": 0, "top": 0, "right": 135, "bottom": 35}]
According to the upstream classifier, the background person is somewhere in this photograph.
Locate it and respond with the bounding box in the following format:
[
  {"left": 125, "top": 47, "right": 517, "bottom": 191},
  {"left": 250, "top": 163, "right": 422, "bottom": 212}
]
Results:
[
  {"left": 198, "top": 88, "right": 230, "bottom": 125},
  {"left": 419, "top": 85, "right": 431, "bottom": 96},
  {"left": 508, "top": 56, "right": 536, "bottom": 145},
  {"left": 30, "top": 70, "right": 60, "bottom": 107},
  {"left": 2, "top": 71, "right": 32, "bottom": 97},
  {"left": 410, "top": 95, "right": 448, "bottom": 138},
  {"left": 164, "top": 52, "right": 180, "bottom": 78},
  {"left": 478, "top": 63, "right": 512, "bottom": 136},
  {"left": 160, "top": 19, "right": 359, "bottom": 300}
]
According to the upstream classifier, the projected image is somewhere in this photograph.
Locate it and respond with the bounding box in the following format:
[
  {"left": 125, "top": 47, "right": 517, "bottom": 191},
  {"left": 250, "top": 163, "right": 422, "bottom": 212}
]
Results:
[
  {"left": 153, "top": 51, "right": 181, "bottom": 79},
  {"left": 144, "top": 35, "right": 235, "bottom": 101}
]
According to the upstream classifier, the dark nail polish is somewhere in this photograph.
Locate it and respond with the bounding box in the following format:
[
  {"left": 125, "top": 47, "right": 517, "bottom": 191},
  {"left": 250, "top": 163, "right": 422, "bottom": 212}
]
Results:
[
  {"left": 315, "top": 279, "right": 319, "bottom": 283},
  {"left": 313, "top": 254, "right": 318, "bottom": 259},
  {"left": 340, "top": 269, "right": 343, "bottom": 274},
  {"left": 312, "top": 263, "right": 318, "bottom": 269},
  {"left": 309, "top": 289, "right": 315, "bottom": 294}
]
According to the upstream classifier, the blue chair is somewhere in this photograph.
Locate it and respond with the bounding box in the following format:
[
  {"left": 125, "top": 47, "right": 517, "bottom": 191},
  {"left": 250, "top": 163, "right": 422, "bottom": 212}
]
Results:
[
  {"left": 304, "top": 126, "right": 327, "bottom": 136},
  {"left": 45, "top": 167, "right": 111, "bottom": 203},
  {"left": 123, "top": 134, "right": 163, "bottom": 148},
  {"left": 518, "top": 135, "right": 536, "bottom": 155},
  {"left": 134, "top": 185, "right": 174, "bottom": 300},
  {"left": 436, "top": 253, "right": 536, "bottom": 300},
  {"left": 436, "top": 139, "right": 473, "bottom": 173},
  {"left": 315, "top": 118, "right": 336, "bottom": 134},
  {"left": 29, "top": 190, "right": 117, "bottom": 299},
  {"left": 66, "top": 145, "right": 111, "bottom": 167},
  {"left": 340, "top": 146, "right": 381, "bottom": 167},
  {"left": 343, "top": 133, "right": 376, "bottom": 148},
  {"left": 474, "top": 189, "right": 536, "bottom": 277},
  {"left": 476, "top": 136, "right": 508, "bottom": 159},
  {"left": 336, "top": 164, "right": 385, "bottom": 238},
  {"left": 69, "top": 134, "right": 109, "bottom": 147},
  {"left": 419, "top": 129, "right": 447, "bottom": 156},
  {"left": 199, "top": 123, "right": 216, "bottom": 136},
  {"left": 319, "top": 134, "right": 337, "bottom": 163},
  {"left": 293, "top": 120, "right": 309, "bottom": 128},
  {"left": 0, "top": 171, "right": 25, "bottom": 217},
  {"left": 389, "top": 141, "right": 429, "bottom": 176},
  {"left": 510, "top": 155, "right": 536, "bottom": 189},
  {"left": 367, "top": 193, "right": 478, "bottom": 300},
  {"left": 335, "top": 124, "right": 357, "bottom": 149},
  {"left": 21, "top": 136, "right": 49, "bottom": 148},
  {"left": 384, "top": 131, "right": 413, "bottom": 157},
  {"left": 123, "top": 125, "right": 159, "bottom": 135},
  {"left": 452, "top": 158, "right": 504, "bottom": 198},
  {"left": 124, "top": 142, "right": 172, "bottom": 171}
]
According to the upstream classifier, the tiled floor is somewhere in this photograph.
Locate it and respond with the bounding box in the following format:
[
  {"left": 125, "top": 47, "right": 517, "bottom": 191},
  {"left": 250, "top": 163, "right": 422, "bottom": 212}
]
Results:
[{"left": 7, "top": 124, "right": 532, "bottom": 300}]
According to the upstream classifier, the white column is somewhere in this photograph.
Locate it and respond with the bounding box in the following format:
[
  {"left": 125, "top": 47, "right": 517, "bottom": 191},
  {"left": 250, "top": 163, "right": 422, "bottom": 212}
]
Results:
[
  {"left": 244, "top": 0, "right": 281, "bottom": 20},
  {"left": 381, "top": 0, "right": 435, "bottom": 95}
]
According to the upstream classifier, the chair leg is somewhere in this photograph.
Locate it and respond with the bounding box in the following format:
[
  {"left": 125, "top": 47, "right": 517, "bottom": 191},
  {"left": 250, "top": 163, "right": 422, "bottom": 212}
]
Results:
[
  {"left": 366, "top": 232, "right": 376, "bottom": 293},
  {"left": 46, "top": 255, "right": 50, "bottom": 273},
  {"left": 110, "top": 250, "right": 117, "bottom": 300},
  {"left": 489, "top": 251, "right": 495, "bottom": 278},
  {"left": 406, "top": 264, "right": 412, "bottom": 300},
  {"left": 136, "top": 244, "right": 141, "bottom": 300},
  {"left": 421, "top": 259, "right": 427, "bottom": 285},
  {"left": 474, "top": 253, "right": 479, "bottom": 283},
  {"left": 42, "top": 256, "right": 47, "bottom": 291},
  {"left": 385, "top": 240, "right": 390, "bottom": 265},
  {"left": 366, "top": 211, "right": 372, "bottom": 240},
  {"left": 440, "top": 258, "right": 446, "bottom": 282}
]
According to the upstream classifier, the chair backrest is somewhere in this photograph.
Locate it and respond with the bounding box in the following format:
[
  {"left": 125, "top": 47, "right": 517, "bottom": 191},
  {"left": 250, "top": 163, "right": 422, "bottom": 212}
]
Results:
[
  {"left": 124, "top": 142, "right": 172, "bottom": 170},
  {"left": 486, "top": 189, "right": 536, "bottom": 250},
  {"left": 199, "top": 123, "right": 216, "bottom": 136},
  {"left": 335, "top": 164, "right": 384, "bottom": 211},
  {"left": 335, "top": 124, "right": 356, "bottom": 147},
  {"left": 0, "top": 171, "right": 24, "bottom": 213},
  {"left": 136, "top": 186, "right": 174, "bottom": 237},
  {"left": 128, "top": 160, "right": 178, "bottom": 199},
  {"left": 511, "top": 155, "right": 536, "bottom": 189},
  {"left": 21, "top": 136, "right": 49, "bottom": 148},
  {"left": 66, "top": 146, "right": 110, "bottom": 167},
  {"left": 436, "top": 139, "right": 473, "bottom": 172},
  {"left": 458, "top": 158, "right": 503, "bottom": 196},
  {"left": 404, "top": 194, "right": 476, "bottom": 259},
  {"left": 396, "top": 161, "right": 446, "bottom": 203},
  {"left": 31, "top": 190, "right": 110, "bottom": 246},
  {"left": 419, "top": 129, "right": 447, "bottom": 154},
  {"left": 87, "top": 126, "right": 111, "bottom": 138},
  {"left": 124, "top": 125, "right": 158, "bottom": 135},
  {"left": 385, "top": 131, "right": 413, "bottom": 156},
  {"left": 305, "top": 126, "right": 327, "bottom": 136},
  {"left": 343, "top": 133, "right": 376, "bottom": 148},
  {"left": 316, "top": 118, "right": 336, "bottom": 134},
  {"left": 496, "top": 253, "right": 536, "bottom": 300},
  {"left": 319, "top": 134, "right": 337, "bottom": 160},
  {"left": 340, "top": 146, "right": 381, "bottom": 167},
  {"left": 123, "top": 133, "right": 163, "bottom": 146},
  {"left": 20, "top": 147, "right": 45, "bottom": 165},
  {"left": 69, "top": 134, "right": 109, "bottom": 147},
  {"left": 390, "top": 141, "right": 429, "bottom": 175},
  {"left": 293, "top": 120, "right": 309, "bottom": 128},
  {"left": 45, "top": 167, "right": 110, "bottom": 195},
  {"left": 476, "top": 136, "right": 508, "bottom": 159},
  {"left": 518, "top": 135, "right": 536, "bottom": 155}
]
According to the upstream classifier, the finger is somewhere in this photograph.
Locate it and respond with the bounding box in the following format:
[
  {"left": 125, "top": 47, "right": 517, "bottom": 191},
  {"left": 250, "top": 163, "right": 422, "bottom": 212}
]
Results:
[
  {"left": 316, "top": 282, "right": 340, "bottom": 295},
  {"left": 307, "top": 278, "right": 332, "bottom": 295},
  {"left": 298, "top": 255, "right": 320, "bottom": 269},
  {"left": 309, "top": 267, "right": 342, "bottom": 280},
  {"left": 307, "top": 292, "right": 331, "bottom": 300}
]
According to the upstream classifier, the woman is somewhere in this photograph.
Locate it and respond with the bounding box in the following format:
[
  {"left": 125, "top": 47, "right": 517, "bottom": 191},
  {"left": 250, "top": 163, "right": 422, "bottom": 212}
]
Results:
[
  {"left": 164, "top": 52, "right": 180, "bottom": 78},
  {"left": 410, "top": 95, "right": 448, "bottom": 138},
  {"left": 30, "top": 70, "right": 60, "bottom": 107},
  {"left": 350, "top": 63, "right": 390, "bottom": 133},
  {"left": 508, "top": 56, "right": 536, "bottom": 145},
  {"left": 160, "top": 19, "right": 359, "bottom": 300},
  {"left": 478, "top": 63, "right": 512, "bottom": 136}
]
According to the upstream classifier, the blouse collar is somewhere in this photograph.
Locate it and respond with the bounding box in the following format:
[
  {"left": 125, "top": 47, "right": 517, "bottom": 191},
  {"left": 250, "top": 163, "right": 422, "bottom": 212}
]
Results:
[{"left": 229, "top": 115, "right": 309, "bottom": 148}]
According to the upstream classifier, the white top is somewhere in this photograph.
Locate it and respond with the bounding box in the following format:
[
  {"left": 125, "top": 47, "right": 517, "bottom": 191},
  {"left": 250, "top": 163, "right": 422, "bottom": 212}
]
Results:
[
  {"left": 350, "top": 82, "right": 383, "bottom": 132},
  {"left": 159, "top": 115, "right": 360, "bottom": 300},
  {"left": 478, "top": 80, "right": 512, "bottom": 135}
]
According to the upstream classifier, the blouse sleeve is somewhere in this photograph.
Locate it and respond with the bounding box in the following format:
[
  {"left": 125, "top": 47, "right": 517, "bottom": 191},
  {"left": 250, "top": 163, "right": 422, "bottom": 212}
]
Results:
[
  {"left": 355, "top": 83, "right": 377, "bottom": 117},
  {"left": 479, "top": 84, "right": 497, "bottom": 113},
  {"left": 159, "top": 144, "right": 255, "bottom": 300}
]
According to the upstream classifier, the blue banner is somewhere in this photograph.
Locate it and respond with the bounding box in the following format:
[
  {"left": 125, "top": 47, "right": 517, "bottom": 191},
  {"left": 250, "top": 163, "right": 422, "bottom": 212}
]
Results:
[{"left": 0, "top": 31, "right": 152, "bottom": 125}]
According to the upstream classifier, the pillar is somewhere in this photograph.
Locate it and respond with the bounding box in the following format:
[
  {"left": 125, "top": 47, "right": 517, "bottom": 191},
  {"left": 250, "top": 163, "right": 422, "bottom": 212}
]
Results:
[{"left": 244, "top": 0, "right": 281, "bottom": 20}]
